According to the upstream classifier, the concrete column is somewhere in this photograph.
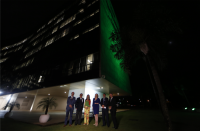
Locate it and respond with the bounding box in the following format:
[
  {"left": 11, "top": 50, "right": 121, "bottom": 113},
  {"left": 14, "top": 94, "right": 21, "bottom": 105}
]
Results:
[
  {"left": 30, "top": 90, "right": 38, "bottom": 111},
  {"left": 6, "top": 93, "right": 19, "bottom": 111}
]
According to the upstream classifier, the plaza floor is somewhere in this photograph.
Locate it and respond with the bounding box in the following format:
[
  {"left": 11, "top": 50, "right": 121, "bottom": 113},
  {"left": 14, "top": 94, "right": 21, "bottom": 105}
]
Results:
[{"left": 1, "top": 109, "right": 200, "bottom": 131}]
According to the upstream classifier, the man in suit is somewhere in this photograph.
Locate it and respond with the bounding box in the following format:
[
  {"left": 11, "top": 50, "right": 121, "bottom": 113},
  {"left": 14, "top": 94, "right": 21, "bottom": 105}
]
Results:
[
  {"left": 75, "top": 93, "right": 84, "bottom": 125},
  {"left": 64, "top": 92, "right": 76, "bottom": 127},
  {"left": 109, "top": 93, "right": 117, "bottom": 129},
  {"left": 101, "top": 93, "right": 110, "bottom": 127}
]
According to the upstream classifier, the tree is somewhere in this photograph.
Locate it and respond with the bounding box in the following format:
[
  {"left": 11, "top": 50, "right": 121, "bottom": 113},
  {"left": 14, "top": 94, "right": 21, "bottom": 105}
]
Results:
[
  {"left": 36, "top": 97, "right": 58, "bottom": 115},
  {"left": 109, "top": 1, "right": 183, "bottom": 131}
]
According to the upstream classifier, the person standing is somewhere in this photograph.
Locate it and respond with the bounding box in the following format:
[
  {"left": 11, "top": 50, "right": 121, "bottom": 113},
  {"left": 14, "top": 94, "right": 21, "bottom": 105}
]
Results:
[
  {"left": 83, "top": 94, "right": 91, "bottom": 125},
  {"left": 75, "top": 93, "right": 84, "bottom": 125},
  {"left": 93, "top": 93, "right": 100, "bottom": 126},
  {"left": 64, "top": 92, "right": 76, "bottom": 127},
  {"left": 100, "top": 93, "right": 110, "bottom": 127},
  {"left": 109, "top": 93, "right": 117, "bottom": 129}
]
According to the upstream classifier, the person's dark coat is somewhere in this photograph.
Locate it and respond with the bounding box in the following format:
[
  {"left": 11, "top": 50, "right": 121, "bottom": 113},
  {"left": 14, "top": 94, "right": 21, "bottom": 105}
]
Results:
[
  {"left": 108, "top": 97, "right": 117, "bottom": 111},
  {"left": 100, "top": 97, "right": 109, "bottom": 109},
  {"left": 75, "top": 97, "right": 84, "bottom": 111}
]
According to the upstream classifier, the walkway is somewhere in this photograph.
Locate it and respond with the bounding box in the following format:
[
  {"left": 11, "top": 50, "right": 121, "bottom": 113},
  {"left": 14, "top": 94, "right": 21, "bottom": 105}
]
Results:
[{"left": 0, "top": 109, "right": 129, "bottom": 126}]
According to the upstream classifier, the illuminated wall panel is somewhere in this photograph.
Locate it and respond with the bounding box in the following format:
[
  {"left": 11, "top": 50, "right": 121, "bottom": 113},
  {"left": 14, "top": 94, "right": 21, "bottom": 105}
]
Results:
[{"left": 100, "top": 0, "right": 131, "bottom": 94}]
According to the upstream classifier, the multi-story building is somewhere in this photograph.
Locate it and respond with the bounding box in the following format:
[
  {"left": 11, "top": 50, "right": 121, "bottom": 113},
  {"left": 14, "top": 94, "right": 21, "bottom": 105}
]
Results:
[{"left": 0, "top": 0, "right": 131, "bottom": 112}]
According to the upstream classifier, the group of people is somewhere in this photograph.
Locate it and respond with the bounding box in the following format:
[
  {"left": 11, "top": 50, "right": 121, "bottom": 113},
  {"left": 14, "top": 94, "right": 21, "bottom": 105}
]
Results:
[{"left": 64, "top": 92, "right": 118, "bottom": 129}]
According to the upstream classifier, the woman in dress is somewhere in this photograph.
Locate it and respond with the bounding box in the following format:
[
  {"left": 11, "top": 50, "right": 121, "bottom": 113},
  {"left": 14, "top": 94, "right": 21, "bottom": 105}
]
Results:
[
  {"left": 92, "top": 93, "right": 100, "bottom": 126},
  {"left": 83, "top": 94, "right": 91, "bottom": 125}
]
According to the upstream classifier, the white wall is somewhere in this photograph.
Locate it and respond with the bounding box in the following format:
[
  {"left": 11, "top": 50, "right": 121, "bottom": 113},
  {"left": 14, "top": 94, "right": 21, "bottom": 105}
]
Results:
[
  {"left": 13, "top": 97, "right": 34, "bottom": 110},
  {"left": 0, "top": 95, "right": 11, "bottom": 110},
  {"left": 31, "top": 95, "right": 68, "bottom": 112}
]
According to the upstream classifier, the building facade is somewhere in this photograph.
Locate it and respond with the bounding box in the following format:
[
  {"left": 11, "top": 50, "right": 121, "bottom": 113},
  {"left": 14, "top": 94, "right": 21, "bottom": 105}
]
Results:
[{"left": 0, "top": 0, "right": 131, "bottom": 112}]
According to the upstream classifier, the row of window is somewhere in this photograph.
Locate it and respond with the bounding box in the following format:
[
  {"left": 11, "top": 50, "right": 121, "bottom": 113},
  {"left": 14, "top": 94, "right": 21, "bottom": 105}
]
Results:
[
  {"left": 3, "top": 45, "right": 23, "bottom": 56},
  {"left": 0, "top": 57, "right": 8, "bottom": 64},
  {"left": 73, "top": 9, "right": 99, "bottom": 27},
  {"left": 25, "top": 22, "right": 99, "bottom": 59},
  {"left": 87, "top": 0, "right": 98, "bottom": 7},
  {"left": 14, "top": 58, "right": 34, "bottom": 70},
  {"left": 1, "top": 35, "right": 32, "bottom": 51},
  {"left": 40, "top": 53, "right": 97, "bottom": 80},
  {"left": 33, "top": 0, "right": 97, "bottom": 44},
  {"left": 70, "top": 23, "right": 99, "bottom": 41},
  {"left": 8, "top": 52, "right": 98, "bottom": 90},
  {"left": 30, "top": 14, "right": 75, "bottom": 45},
  {"left": 26, "top": 8, "right": 99, "bottom": 57}
]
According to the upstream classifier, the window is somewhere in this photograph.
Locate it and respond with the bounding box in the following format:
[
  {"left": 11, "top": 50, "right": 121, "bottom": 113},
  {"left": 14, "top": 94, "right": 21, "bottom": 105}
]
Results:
[
  {"left": 2, "top": 38, "right": 28, "bottom": 51},
  {"left": 4, "top": 52, "right": 7, "bottom": 56},
  {"left": 87, "top": 0, "right": 98, "bottom": 7},
  {"left": 48, "top": 18, "right": 54, "bottom": 25},
  {"left": 56, "top": 16, "right": 64, "bottom": 24},
  {"left": 52, "top": 26, "right": 58, "bottom": 34},
  {"left": 83, "top": 24, "right": 99, "bottom": 34},
  {"left": 70, "top": 34, "right": 79, "bottom": 41},
  {"left": 38, "top": 76, "right": 42, "bottom": 83},
  {"left": 23, "top": 47, "right": 29, "bottom": 52},
  {"left": 32, "top": 40, "right": 39, "bottom": 46},
  {"left": 74, "top": 20, "right": 82, "bottom": 26},
  {"left": 73, "top": 9, "right": 99, "bottom": 27},
  {"left": 0, "top": 57, "right": 8, "bottom": 63},
  {"left": 45, "top": 37, "right": 55, "bottom": 47},
  {"left": 79, "top": 9, "right": 84, "bottom": 13},
  {"left": 79, "top": 0, "right": 86, "bottom": 5},
  {"left": 18, "top": 45, "right": 23, "bottom": 50},
  {"left": 61, "top": 28, "right": 70, "bottom": 37},
  {"left": 37, "top": 25, "right": 46, "bottom": 32},
  {"left": 86, "top": 54, "right": 94, "bottom": 71},
  {"left": 60, "top": 14, "right": 76, "bottom": 28},
  {"left": 14, "top": 58, "right": 34, "bottom": 70},
  {"left": 25, "top": 45, "right": 42, "bottom": 58}
]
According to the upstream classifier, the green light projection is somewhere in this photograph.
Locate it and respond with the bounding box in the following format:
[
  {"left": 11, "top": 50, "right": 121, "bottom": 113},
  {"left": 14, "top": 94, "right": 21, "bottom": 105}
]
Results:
[{"left": 100, "top": 0, "right": 131, "bottom": 94}]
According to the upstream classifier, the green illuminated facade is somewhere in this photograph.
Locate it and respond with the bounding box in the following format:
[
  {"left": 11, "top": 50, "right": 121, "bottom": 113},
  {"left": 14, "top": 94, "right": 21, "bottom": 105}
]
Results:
[{"left": 100, "top": 0, "right": 131, "bottom": 94}]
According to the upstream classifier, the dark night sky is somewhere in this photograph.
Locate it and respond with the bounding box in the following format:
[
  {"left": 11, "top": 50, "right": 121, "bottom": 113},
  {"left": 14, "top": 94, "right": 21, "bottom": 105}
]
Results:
[
  {"left": 1, "top": 0, "right": 73, "bottom": 47},
  {"left": 1, "top": 0, "right": 200, "bottom": 99}
]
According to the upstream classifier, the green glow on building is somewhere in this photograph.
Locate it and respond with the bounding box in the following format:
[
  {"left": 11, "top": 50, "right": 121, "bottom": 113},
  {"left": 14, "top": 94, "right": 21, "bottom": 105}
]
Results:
[
  {"left": 185, "top": 107, "right": 187, "bottom": 110},
  {"left": 100, "top": 0, "right": 131, "bottom": 94},
  {"left": 192, "top": 108, "right": 195, "bottom": 111}
]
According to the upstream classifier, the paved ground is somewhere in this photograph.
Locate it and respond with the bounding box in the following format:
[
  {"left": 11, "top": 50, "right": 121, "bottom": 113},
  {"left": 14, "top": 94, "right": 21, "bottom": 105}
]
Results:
[
  {"left": 0, "top": 109, "right": 129, "bottom": 126},
  {"left": 1, "top": 109, "right": 200, "bottom": 131}
]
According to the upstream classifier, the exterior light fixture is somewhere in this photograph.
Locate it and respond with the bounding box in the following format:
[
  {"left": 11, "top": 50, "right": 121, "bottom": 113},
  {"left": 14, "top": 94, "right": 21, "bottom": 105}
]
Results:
[
  {"left": 117, "top": 93, "right": 119, "bottom": 95},
  {"left": 101, "top": 87, "right": 103, "bottom": 89},
  {"left": 185, "top": 107, "right": 187, "bottom": 110},
  {"left": 64, "top": 92, "right": 66, "bottom": 93},
  {"left": 127, "top": 101, "right": 128, "bottom": 102},
  {"left": 147, "top": 100, "right": 149, "bottom": 102},
  {"left": 25, "top": 96, "right": 27, "bottom": 98},
  {"left": 0, "top": 91, "right": 2, "bottom": 94},
  {"left": 48, "top": 94, "right": 50, "bottom": 95},
  {"left": 192, "top": 108, "right": 195, "bottom": 111}
]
